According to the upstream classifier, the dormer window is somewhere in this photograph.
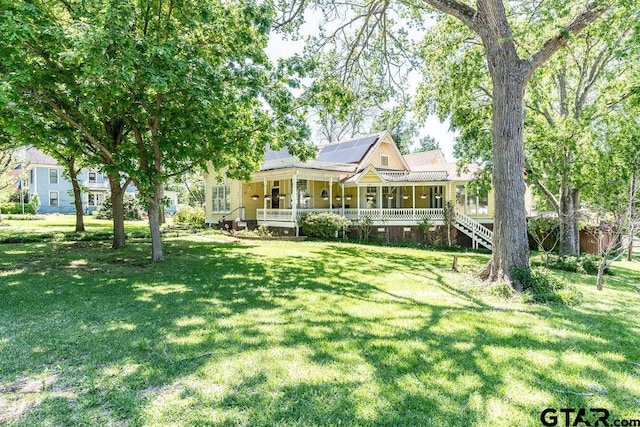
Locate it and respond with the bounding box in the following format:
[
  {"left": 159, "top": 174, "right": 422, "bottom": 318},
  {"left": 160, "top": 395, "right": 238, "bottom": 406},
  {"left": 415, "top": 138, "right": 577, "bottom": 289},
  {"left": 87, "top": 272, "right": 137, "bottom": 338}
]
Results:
[{"left": 380, "top": 154, "right": 389, "bottom": 167}]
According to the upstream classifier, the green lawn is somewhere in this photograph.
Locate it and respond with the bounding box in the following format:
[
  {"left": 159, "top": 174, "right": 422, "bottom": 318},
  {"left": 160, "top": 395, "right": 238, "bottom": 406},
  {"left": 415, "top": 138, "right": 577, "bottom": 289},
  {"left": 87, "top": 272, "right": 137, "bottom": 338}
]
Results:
[
  {"left": 1, "top": 217, "right": 639, "bottom": 426},
  {"left": 0, "top": 215, "right": 150, "bottom": 241}
]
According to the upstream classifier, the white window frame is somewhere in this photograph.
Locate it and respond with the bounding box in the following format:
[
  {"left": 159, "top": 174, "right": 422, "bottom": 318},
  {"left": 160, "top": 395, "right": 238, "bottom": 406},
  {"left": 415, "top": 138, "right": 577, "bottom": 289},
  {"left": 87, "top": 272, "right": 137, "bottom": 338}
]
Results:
[
  {"left": 49, "top": 191, "right": 59, "bottom": 207},
  {"left": 380, "top": 154, "right": 389, "bottom": 167},
  {"left": 211, "top": 185, "right": 230, "bottom": 213},
  {"left": 49, "top": 168, "right": 58, "bottom": 184},
  {"left": 88, "top": 171, "right": 97, "bottom": 183},
  {"left": 88, "top": 193, "right": 104, "bottom": 207}
]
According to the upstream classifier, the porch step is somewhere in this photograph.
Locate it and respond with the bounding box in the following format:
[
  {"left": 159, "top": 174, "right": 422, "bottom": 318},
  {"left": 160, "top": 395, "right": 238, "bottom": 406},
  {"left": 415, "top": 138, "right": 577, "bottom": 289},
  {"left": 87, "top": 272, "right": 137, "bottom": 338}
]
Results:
[{"left": 454, "top": 212, "right": 493, "bottom": 250}]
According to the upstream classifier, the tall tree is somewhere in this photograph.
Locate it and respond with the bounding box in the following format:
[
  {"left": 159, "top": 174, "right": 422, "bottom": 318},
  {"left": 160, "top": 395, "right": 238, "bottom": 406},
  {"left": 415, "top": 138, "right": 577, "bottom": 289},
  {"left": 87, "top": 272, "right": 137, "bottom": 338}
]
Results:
[
  {"left": 1, "top": 0, "right": 312, "bottom": 261},
  {"left": 278, "top": 0, "right": 610, "bottom": 288},
  {"left": 414, "top": 135, "right": 440, "bottom": 153},
  {"left": 419, "top": 9, "right": 639, "bottom": 258},
  {"left": 525, "top": 14, "right": 638, "bottom": 256}
]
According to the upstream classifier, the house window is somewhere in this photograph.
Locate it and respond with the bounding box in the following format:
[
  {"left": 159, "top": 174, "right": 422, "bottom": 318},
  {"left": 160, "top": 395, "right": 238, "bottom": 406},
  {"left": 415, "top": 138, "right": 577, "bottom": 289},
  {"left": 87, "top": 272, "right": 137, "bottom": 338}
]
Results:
[
  {"left": 296, "top": 179, "right": 309, "bottom": 209},
  {"left": 212, "top": 185, "right": 230, "bottom": 213},
  {"left": 49, "top": 191, "right": 59, "bottom": 207},
  {"left": 88, "top": 193, "right": 104, "bottom": 206},
  {"left": 456, "top": 185, "right": 465, "bottom": 213},
  {"left": 88, "top": 172, "right": 97, "bottom": 183},
  {"left": 477, "top": 193, "right": 489, "bottom": 215},
  {"left": 380, "top": 154, "right": 389, "bottom": 167},
  {"left": 365, "top": 186, "right": 378, "bottom": 208},
  {"left": 49, "top": 168, "right": 58, "bottom": 184},
  {"left": 29, "top": 169, "right": 34, "bottom": 185},
  {"left": 456, "top": 185, "right": 489, "bottom": 215},
  {"left": 467, "top": 191, "right": 489, "bottom": 215}
]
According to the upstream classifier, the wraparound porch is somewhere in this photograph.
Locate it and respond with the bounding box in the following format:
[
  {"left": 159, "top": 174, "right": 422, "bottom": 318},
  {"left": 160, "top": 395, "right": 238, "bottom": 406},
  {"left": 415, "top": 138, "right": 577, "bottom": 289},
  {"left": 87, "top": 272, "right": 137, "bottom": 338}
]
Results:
[{"left": 255, "top": 208, "right": 493, "bottom": 249}]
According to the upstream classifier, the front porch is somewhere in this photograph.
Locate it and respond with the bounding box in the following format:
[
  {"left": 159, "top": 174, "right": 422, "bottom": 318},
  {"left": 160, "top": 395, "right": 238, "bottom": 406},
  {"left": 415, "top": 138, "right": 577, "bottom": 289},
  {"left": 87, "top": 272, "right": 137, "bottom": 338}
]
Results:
[{"left": 255, "top": 207, "right": 493, "bottom": 249}]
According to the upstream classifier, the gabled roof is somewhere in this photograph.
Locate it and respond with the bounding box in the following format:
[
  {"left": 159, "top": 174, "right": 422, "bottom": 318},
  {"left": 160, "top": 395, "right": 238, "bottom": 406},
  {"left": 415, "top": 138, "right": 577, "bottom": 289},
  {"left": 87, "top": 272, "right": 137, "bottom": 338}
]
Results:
[
  {"left": 257, "top": 132, "right": 481, "bottom": 182},
  {"left": 25, "top": 147, "right": 57, "bottom": 166},
  {"left": 403, "top": 149, "right": 446, "bottom": 170},
  {"left": 416, "top": 162, "right": 481, "bottom": 181}
]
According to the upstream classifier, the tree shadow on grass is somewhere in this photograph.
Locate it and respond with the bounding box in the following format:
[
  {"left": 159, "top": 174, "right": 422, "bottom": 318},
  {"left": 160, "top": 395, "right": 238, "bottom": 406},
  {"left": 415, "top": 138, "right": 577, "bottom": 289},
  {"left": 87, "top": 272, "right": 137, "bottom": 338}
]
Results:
[{"left": 1, "top": 239, "right": 639, "bottom": 425}]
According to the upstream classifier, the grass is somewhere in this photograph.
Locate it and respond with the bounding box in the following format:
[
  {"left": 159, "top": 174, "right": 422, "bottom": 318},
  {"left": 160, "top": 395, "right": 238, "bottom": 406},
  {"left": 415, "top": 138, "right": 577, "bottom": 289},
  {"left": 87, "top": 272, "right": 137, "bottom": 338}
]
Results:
[{"left": 1, "top": 217, "right": 640, "bottom": 426}]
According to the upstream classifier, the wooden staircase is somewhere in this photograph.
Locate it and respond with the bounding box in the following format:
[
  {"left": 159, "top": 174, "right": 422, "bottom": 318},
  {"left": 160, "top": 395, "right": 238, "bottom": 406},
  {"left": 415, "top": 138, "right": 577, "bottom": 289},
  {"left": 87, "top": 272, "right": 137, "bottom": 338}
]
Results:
[{"left": 454, "top": 212, "right": 493, "bottom": 250}]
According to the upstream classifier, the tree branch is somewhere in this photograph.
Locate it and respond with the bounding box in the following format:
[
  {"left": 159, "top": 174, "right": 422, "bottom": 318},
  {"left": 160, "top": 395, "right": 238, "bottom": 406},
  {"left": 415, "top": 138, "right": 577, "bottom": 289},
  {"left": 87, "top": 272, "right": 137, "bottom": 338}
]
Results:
[
  {"left": 533, "top": 177, "right": 560, "bottom": 214},
  {"left": 528, "top": 2, "right": 608, "bottom": 74},
  {"left": 40, "top": 95, "right": 116, "bottom": 166},
  {"left": 420, "top": 0, "right": 477, "bottom": 30}
]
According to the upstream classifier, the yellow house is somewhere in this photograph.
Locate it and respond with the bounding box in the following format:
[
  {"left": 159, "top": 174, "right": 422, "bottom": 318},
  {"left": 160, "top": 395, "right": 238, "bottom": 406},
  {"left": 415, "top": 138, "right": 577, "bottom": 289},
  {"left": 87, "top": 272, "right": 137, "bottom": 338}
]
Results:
[{"left": 204, "top": 131, "right": 508, "bottom": 249}]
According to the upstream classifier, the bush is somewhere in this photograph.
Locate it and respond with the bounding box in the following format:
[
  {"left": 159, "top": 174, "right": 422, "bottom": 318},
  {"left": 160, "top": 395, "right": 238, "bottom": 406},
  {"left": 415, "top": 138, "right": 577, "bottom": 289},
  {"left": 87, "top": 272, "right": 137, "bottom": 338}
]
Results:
[
  {"left": 0, "top": 202, "right": 36, "bottom": 215},
  {"left": 4, "top": 214, "right": 46, "bottom": 220},
  {"left": 30, "top": 193, "right": 40, "bottom": 213},
  {"left": 532, "top": 254, "right": 608, "bottom": 276},
  {"left": 95, "top": 194, "right": 142, "bottom": 220},
  {"left": 174, "top": 206, "right": 205, "bottom": 229},
  {"left": 511, "top": 266, "right": 582, "bottom": 306},
  {"left": 354, "top": 216, "right": 374, "bottom": 241},
  {"left": 299, "top": 212, "right": 351, "bottom": 239}
]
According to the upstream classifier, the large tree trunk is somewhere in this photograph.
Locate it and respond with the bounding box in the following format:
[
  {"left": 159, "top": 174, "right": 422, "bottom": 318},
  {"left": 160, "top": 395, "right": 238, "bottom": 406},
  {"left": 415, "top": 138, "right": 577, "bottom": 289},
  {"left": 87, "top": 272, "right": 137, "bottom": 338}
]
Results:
[
  {"left": 108, "top": 173, "right": 127, "bottom": 249},
  {"left": 147, "top": 183, "right": 164, "bottom": 262},
  {"left": 68, "top": 167, "right": 85, "bottom": 233},
  {"left": 628, "top": 173, "right": 637, "bottom": 261},
  {"left": 478, "top": 35, "right": 530, "bottom": 289},
  {"left": 158, "top": 184, "right": 166, "bottom": 225},
  {"left": 559, "top": 185, "right": 580, "bottom": 256}
]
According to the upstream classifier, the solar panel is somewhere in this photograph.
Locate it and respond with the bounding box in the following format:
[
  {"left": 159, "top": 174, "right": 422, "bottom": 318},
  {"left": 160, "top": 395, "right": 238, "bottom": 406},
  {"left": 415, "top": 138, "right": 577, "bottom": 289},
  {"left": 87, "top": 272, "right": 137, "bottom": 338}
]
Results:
[
  {"left": 264, "top": 147, "right": 293, "bottom": 161},
  {"left": 317, "top": 135, "right": 378, "bottom": 163}
]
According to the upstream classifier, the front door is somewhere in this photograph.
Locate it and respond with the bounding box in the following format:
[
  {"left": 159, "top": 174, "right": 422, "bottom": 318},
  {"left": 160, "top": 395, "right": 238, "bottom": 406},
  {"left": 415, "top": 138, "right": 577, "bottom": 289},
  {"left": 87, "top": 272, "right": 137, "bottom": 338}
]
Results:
[{"left": 271, "top": 187, "right": 279, "bottom": 209}]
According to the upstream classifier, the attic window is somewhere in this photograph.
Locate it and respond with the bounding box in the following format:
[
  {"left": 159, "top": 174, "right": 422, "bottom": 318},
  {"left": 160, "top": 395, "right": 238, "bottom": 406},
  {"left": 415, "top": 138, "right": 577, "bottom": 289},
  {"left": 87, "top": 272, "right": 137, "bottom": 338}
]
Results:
[{"left": 380, "top": 154, "right": 389, "bottom": 167}]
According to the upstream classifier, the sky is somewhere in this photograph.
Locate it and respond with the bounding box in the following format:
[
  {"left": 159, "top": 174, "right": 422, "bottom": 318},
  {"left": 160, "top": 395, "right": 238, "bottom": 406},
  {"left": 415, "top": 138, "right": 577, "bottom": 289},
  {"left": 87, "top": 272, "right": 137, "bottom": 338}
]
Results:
[{"left": 266, "top": 31, "right": 459, "bottom": 162}]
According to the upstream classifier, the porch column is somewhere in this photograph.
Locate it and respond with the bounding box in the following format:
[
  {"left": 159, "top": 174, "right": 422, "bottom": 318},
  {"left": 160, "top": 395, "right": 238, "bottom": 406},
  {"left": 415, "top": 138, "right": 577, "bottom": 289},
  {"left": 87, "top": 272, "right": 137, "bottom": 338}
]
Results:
[
  {"left": 341, "top": 183, "right": 345, "bottom": 215},
  {"left": 329, "top": 177, "right": 333, "bottom": 213},
  {"left": 263, "top": 177, "right": 267, "bottom": 222},
  {"left": 412, "top": 185, "right": 416, "bottom": 219},
  {"left": 357, "top": 186, "right": 361, "bottom": 219},
  {"left": 292, "top": 170, "right": 298, "bottom": 222},
  {"left": 378, "top": 184, "right": 383, "bottom": 220}
]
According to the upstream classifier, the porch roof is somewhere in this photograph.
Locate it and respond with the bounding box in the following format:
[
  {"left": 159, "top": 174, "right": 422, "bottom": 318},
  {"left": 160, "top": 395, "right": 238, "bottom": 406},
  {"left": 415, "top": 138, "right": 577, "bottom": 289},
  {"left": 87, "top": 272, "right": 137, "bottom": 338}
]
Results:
[
  {"left": 261, "top": 157, "right": 358, "bottom": 172},
  {"left": 342, "top": 165, "right": 449, "bottom": 184}
]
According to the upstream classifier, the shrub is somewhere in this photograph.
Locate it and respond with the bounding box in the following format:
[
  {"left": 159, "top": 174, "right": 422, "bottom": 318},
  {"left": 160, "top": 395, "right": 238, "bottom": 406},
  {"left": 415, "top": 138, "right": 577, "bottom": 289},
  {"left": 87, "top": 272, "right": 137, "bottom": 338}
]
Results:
[
  {"left": 354, "top": 216, "right": 374, "bottom": 241},
  {"left": 417, "top": 217, "right": 433, "bottom": 245},
  {"left": 299, "top": 212, "right": 351, "bottom": 239},
  {"left": 174, "top": 206, "right": 205, "bottom": 229},
  {"left": 532, "top": 254, "right": 608, "bottom": 276},
  {"left": 511, "top": 266, "right": 582, "bottom": 306},
  {"left": 0, "top": 202, "right": 36, "bottom": 215},
  {"left": 30, "top": 193, "right": 40, "bottom": 213},
  {"left": 95, "top": 194, "right": 142, "bottom": 220},
  {"left": 4, "top": 214, "right": 46, "bottom": 221},
  {"left": 255, "top": 224, "right": 271, "bottom": 237}
]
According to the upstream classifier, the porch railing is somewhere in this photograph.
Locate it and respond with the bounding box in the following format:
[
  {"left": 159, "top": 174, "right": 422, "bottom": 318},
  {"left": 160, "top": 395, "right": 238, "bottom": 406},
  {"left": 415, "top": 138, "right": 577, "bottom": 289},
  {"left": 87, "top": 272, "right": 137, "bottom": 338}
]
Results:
[
  {"left": 257, "top": 208, "right": 445, "bottom": 222},
  {"left": 378, "top": 170, "right": 449, "bottom": 182}
]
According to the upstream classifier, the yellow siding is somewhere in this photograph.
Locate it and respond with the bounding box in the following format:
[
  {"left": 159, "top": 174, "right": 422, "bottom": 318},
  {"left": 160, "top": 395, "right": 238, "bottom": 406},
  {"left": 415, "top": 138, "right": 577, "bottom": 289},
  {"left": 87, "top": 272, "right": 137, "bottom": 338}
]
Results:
[
  {"left": 359, "top": 170, "right": 382, "bottom": 183},
  {"left": 204, "top": 171, "right": 242, "bottom": 222},
  {"left": 311, "top": 180, "right": 331, "bottom": 209},
  {"left": 369, "top": 142, "right": 405, "bottom": 170}
]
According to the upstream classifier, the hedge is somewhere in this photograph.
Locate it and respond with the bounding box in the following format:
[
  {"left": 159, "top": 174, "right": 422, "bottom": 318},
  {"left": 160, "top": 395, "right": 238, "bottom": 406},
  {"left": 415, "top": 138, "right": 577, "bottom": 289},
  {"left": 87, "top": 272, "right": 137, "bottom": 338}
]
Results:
[{"left": 0, "top": 202, "right": 36, "bottom": 215}]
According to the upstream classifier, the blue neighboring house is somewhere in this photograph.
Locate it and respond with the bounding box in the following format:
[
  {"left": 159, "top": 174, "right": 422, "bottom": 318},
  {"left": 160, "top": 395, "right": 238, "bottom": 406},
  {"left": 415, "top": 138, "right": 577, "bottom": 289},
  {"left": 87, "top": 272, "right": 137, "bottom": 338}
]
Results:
[{"left": 22, "top": 147, "right": 178, "bottom": 214}]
